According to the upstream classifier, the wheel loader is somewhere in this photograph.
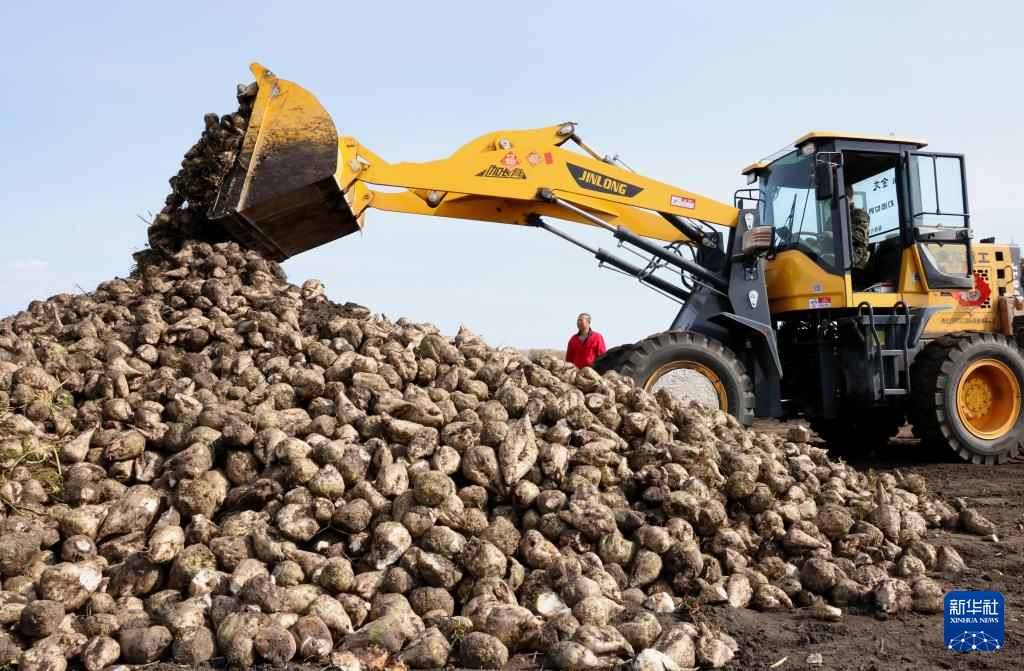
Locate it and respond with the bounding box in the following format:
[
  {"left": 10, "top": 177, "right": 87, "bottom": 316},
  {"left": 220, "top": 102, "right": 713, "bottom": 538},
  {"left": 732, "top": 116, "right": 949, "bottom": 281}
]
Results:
[{"left": 197, "top": 64, "right": 1024, "bottom": 464}]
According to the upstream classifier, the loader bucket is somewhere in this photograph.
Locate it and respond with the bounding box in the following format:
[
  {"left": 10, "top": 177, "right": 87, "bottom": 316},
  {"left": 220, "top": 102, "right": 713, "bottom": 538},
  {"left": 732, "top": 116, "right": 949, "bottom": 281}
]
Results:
[{"left": 209, "top": 63, "right": 360, "bottom": 261}]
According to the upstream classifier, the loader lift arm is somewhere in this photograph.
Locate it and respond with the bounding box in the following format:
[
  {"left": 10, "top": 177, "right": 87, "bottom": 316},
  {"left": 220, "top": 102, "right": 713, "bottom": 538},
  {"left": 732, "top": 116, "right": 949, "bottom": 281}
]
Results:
[
  {"left": 210, "top": 64, "right": 739, "bottom": 263},
  {"left": 343, "top": 127, "right": 735, "bottom": 250}
]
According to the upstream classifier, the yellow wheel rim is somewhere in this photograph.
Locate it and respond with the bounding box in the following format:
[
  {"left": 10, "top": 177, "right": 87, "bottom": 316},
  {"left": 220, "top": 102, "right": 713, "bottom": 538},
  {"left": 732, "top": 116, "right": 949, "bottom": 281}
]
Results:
[
  {"left": 956, "top": 358, "right": 1021, "bottom": 440},
  {"left": 644, "top": 361, "right": 729, "bottom": 412}
]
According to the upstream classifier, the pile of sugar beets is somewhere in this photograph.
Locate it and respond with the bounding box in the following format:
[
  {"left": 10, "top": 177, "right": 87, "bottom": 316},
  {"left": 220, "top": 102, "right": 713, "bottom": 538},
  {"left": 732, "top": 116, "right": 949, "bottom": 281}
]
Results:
[{"left": 0, "top": 87, "right": 999, "bottom": 671}]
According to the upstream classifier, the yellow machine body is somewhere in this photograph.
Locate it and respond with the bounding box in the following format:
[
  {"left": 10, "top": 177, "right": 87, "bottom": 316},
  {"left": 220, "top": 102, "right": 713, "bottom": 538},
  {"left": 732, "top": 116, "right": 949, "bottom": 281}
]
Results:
[{"left": 764, "top": 244, "right": 1020, "bottom": 336}]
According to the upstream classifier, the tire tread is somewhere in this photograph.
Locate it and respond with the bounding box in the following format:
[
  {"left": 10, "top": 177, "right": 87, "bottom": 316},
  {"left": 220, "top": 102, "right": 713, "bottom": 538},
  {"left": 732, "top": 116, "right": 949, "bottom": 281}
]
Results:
[{"left": 908, "top": 332, "right": 1024, "bottom": 464}]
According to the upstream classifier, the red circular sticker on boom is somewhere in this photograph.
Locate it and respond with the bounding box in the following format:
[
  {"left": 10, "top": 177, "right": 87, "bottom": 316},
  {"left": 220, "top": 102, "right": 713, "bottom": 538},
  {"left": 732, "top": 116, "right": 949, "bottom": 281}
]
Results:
[{"left": 952, "top": 272, "right": 991, "bottom": 308}]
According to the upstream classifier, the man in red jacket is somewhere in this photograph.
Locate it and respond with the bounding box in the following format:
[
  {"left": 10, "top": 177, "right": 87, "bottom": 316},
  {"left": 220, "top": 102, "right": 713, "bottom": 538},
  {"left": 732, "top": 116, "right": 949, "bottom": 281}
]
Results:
[{"left": 565, "top": 313, "right": 607, "bottom": 368}]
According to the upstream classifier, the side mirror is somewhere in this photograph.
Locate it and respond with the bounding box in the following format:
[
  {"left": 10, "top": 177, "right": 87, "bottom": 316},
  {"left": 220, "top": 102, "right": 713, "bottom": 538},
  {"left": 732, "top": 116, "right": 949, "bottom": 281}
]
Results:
[{"left": 814, "top": 161, "right": 834, "bottom": 201}]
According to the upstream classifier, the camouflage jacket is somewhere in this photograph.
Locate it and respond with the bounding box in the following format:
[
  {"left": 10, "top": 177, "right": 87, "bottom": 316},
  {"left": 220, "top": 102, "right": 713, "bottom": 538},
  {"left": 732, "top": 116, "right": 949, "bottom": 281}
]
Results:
[{"left": 850, "top": 206, "right": 870, "bottom": 269}]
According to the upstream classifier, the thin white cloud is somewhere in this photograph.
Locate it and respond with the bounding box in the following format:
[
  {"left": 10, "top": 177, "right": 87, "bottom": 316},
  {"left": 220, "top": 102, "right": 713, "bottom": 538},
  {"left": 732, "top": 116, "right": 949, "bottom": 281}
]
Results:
[{"left": 8, "top": 259, "right": 48, "bottom": 273}]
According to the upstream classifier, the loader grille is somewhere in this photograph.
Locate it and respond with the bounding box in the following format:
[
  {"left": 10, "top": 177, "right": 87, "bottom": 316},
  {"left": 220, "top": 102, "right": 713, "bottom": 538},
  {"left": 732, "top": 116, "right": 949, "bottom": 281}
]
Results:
[{"left": 977, "top": 268, "right": 992, "bottom": 309}]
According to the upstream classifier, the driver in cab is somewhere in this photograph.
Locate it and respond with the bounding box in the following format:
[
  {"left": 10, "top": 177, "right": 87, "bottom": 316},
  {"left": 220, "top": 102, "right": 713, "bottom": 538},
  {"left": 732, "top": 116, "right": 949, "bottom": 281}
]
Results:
[{"left": 847, "top": 184, "right": 871, "bottom": 271}]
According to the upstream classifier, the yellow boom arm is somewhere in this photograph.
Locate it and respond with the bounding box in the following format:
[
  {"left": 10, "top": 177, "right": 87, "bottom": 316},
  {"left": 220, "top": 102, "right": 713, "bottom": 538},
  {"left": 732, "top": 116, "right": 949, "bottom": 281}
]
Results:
[{"left": 210, "top": 64, "right": 738, "bottom": 261}]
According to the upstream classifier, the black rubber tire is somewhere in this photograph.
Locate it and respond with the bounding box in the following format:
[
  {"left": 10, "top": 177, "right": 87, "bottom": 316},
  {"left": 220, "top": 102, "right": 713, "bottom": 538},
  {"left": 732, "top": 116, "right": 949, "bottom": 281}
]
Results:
[
  {"left": 614, "top": 331, "right": 755, "bottom": 426},
  {"left": 591, "top": 343, "right": 634, "bottom": 375},
  {"left": 908, "top": 332, "right": 1024, "bottom": 464},
  {"left": 808, "top": 409, "right": 906, "bottom": 449}
]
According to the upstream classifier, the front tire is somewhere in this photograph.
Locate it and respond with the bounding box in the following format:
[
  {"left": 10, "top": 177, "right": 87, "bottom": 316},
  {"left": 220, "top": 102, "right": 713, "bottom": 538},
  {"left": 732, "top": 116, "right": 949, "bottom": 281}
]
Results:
[
  {"left": 615, "top": 331, "right": 754, "bottom": 426},
  {"left": 908, "top": 332, "right": 1024, "bottom": 464},
  {"left": 591, "top": 343, "right": 634, "bottom": 375}
]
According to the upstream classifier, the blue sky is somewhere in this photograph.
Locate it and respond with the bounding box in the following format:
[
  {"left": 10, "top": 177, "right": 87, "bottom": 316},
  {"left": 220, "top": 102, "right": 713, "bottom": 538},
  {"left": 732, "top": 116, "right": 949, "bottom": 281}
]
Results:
[{"left": 1, "top": 1, "right": 1021, "bottom": 348}]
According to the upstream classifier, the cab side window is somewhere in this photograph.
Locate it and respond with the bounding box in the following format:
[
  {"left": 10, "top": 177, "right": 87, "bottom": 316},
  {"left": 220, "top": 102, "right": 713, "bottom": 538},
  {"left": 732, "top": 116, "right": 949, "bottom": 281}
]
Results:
[
  {"left": 760, "top": 151, "right": 837, "bottom": 273},
  {"left": 909, "top": 154, "right": 971, "bottom": 282},
  {"left": 843, "top": 153, "right": 904, "bottom": 289},
  {"left": 850, "top": 167, "right": 901, "bottom": 243},
  {"left": 911, "top": 155, "right": 967, "bottom": 229}
]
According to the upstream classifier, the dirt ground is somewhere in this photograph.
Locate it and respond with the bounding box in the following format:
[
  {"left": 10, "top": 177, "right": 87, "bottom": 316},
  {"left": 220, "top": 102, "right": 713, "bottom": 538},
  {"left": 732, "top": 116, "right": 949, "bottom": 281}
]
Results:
[{"left": 695, "top": 421, "right": 1024, "bottom": 670}]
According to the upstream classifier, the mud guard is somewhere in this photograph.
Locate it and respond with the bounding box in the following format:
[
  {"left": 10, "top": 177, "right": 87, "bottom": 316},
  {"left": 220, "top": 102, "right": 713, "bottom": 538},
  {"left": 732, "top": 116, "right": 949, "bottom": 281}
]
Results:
[{"left": 709, "top": 312, "right": 782, "bottom": 379}]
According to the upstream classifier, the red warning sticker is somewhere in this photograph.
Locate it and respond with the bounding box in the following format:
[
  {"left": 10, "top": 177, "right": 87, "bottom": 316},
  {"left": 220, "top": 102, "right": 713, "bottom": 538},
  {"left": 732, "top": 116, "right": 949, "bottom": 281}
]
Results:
[
  {"left": 808, "top": 297, "right": 833, "bottom": 309},
  {"left": 527, "top": 151, "right": 554, "bottom": 167},
  {"left": 670, "top": 195, "right": 696, "bottom": 209},
  {"left": 501, "top": 151, "right": 521, "bottom": 169}
]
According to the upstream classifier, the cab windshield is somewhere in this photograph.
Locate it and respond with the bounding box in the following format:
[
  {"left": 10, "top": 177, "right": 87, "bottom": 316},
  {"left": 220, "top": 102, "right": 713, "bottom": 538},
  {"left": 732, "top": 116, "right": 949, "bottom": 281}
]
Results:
[{"left": 760, "top": 151, "right": 836, "bottom": 271}]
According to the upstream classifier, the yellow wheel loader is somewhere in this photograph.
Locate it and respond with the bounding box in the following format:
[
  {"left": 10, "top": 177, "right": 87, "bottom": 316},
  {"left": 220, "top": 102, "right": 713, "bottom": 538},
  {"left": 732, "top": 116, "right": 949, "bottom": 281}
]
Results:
[{"left": 199, "top": 64, "right": 1024, "bottom": 464}]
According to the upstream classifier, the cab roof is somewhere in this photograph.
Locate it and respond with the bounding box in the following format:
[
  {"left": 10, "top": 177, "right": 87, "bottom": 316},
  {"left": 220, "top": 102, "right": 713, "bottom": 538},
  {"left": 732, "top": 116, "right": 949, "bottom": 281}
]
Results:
[
  {"left": 793, "top": 131, "right": 928, "bottom": 148},
  {"left": 741, "top": 131, "right": 929, "bottom": 175}
]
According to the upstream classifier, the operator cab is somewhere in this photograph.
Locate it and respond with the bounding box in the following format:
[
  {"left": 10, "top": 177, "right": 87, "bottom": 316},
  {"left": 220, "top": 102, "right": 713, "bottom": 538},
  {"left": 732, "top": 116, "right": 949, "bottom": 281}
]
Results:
[{"left": 745, "top": 132, "right": 974, "bottom": 311}]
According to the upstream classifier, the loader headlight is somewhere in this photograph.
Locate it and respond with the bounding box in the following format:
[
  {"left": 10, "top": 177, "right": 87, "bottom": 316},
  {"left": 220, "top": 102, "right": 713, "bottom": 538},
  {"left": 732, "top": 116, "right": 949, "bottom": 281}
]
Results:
[{"left": 742, "top": 225, "right": 775, "bottom": 256}]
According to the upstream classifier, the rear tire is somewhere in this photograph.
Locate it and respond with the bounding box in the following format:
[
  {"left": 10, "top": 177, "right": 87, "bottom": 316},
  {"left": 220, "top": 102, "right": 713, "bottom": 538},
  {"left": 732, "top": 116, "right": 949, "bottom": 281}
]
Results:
[
  {"left": 908, "top": 332, "right": 1024, "bottom": 464},
  {"left": 614, "top": 331, "right": 755, "bottom": 426}
]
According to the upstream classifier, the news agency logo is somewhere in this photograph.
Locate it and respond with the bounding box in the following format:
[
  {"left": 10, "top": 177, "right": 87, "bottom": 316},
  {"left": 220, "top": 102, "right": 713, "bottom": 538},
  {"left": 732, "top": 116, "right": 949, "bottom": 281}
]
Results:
[{"left": 944, "top": 591, "right": 1003, "bottom": 652}]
